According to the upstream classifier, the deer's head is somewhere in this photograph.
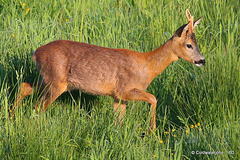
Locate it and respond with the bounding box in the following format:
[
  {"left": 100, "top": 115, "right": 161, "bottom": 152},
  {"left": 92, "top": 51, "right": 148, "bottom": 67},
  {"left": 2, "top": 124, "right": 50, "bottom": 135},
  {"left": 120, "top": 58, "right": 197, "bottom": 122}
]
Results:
[{"left": 172, "top": 9, "right": 205, "bottom": 66}]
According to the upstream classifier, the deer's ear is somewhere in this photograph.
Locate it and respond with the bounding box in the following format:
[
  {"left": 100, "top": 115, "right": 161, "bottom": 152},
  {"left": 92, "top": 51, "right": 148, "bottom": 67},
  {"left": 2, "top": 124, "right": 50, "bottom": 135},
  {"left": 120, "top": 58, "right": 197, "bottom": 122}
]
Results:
[
  {"left": 174, "top": 23, "right": 189, "bottom": 38},
  {"left": 183, "top": 23, "right": 189, "bottom": 33},
  {"left": 193, "top": 17, "right": 202, "bottom": 29}
]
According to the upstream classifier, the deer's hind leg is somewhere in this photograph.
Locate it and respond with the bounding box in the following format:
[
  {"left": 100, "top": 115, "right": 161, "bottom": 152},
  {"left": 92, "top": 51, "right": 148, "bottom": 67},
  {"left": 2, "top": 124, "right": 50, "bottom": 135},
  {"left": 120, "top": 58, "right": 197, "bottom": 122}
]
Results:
[
  {"left": 11, "top": 83, "right": 33, "bottom": 118},
  {"left": 35, "top": 55, "right": 69, "bottom": 112},
  {"left": 13, "top": 83, "right": 33, "bottom": 108},
  {"left": 35, "top": 81, "right": 68, "bottom": 112}
]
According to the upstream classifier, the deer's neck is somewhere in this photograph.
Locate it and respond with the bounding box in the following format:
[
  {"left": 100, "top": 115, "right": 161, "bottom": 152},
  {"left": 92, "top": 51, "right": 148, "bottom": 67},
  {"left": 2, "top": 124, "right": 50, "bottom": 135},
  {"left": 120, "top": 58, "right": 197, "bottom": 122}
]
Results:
[{"left": 145, "top": 39, "right": 179, "bottom": 79}]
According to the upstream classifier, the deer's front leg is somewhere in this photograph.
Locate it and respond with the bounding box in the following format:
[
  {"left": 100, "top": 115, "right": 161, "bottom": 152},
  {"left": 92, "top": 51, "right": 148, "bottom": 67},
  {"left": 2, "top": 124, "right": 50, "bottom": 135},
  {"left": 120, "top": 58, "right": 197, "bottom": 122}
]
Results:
[
  {"left": 118, "top": 88, "right": 157, "bottom": 130},
  {"left": 113, "top": 99, "right": 126, "bottom": 126}
]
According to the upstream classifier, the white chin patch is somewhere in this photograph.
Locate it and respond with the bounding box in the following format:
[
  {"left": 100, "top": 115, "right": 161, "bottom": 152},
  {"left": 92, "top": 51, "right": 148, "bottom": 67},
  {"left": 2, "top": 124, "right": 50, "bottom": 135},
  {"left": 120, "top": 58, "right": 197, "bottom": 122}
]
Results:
[{"left": 195, "top": 63, "right": 203, "bottom": 67}]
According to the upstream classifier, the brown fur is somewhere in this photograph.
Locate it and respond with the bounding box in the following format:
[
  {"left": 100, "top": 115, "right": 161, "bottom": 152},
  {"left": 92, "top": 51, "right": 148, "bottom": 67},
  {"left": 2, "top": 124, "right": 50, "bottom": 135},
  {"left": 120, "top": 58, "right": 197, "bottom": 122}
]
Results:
[{"left": 13, "top": 9, "right": 205, "bottom": 131}]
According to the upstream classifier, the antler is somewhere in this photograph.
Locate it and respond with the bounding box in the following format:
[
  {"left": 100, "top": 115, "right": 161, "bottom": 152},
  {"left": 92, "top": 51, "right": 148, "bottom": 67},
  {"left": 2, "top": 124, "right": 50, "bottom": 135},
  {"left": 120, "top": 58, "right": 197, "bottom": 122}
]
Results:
[
  {"left": 185, "top": 9, "right": 194, "bottom": 32},
  {"left": 185, "top": 9, "right": 192, "bottom": 22}
]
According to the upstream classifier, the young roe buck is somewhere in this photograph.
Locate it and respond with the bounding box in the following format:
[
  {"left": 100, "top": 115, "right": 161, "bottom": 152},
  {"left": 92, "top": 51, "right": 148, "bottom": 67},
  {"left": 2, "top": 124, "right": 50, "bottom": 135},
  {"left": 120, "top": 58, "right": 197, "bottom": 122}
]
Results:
[{"left": 13, "top": 9, "right": 205, "bottom": 130}]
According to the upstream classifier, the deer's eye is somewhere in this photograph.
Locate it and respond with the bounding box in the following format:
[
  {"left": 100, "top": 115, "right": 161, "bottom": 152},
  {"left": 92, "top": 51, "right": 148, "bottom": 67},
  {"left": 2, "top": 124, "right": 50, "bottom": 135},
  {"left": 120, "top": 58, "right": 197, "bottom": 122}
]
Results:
[{"left": 186, "top": 44, "right": 193, "bottom": 49}]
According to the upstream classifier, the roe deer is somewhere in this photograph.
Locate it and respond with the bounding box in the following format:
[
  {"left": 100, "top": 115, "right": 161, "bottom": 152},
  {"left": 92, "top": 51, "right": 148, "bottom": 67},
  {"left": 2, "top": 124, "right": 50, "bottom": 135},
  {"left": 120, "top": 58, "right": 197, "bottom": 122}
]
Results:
[{"left": 13, "top": 9, "right": 205, "bottom": 130}]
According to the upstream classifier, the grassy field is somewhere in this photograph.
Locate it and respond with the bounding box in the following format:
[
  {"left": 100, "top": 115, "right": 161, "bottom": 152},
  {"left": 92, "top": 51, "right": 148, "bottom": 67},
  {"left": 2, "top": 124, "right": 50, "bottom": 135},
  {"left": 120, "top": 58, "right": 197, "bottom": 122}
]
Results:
[{"left": 0, "top": 0, "right": 239, "bottom": 159}]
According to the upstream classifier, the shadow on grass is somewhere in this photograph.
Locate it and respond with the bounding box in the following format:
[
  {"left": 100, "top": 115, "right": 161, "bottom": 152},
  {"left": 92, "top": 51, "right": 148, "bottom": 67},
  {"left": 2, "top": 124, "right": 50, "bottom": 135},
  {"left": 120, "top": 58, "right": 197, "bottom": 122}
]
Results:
[{"left": 58, "top": 90, "right": 99, "bottom": 112}]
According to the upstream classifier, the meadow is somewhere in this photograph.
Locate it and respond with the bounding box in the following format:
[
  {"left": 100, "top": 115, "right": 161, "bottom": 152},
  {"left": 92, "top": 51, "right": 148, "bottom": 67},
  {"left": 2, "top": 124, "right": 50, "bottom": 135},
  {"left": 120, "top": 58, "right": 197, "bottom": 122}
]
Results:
[{"left": 0, "top": 0, "right": 239, "bottom": 159}]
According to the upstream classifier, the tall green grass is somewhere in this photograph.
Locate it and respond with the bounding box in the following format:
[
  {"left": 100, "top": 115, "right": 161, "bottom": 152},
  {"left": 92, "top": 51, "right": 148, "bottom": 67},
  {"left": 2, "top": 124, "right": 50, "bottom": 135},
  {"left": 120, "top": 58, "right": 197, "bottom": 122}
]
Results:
[{"left": 0, "top": 0, "right": 239, "bottom": 159}]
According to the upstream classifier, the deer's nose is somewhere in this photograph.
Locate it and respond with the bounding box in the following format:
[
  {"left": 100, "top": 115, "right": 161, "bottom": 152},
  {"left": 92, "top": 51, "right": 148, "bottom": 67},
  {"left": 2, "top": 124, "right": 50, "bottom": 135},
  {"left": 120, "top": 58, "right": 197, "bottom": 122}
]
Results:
[{"left": 194, "top": 59, "right": 205, "bottom": 66}]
